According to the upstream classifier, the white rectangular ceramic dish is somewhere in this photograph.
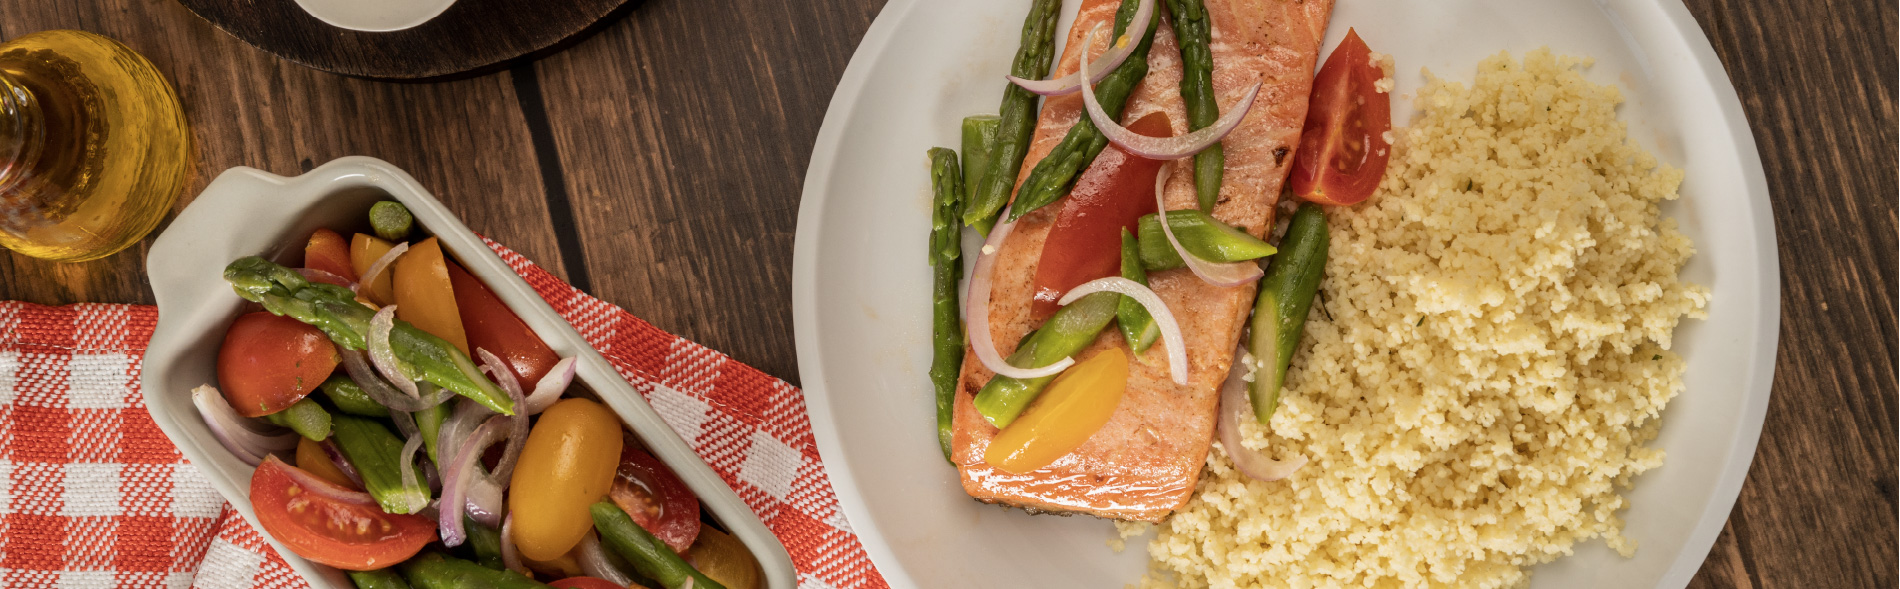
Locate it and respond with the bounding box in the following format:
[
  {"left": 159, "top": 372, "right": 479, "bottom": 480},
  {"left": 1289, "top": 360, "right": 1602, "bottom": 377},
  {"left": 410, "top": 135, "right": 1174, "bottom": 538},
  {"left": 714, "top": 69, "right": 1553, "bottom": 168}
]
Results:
[{"left": 142, "top": 156, "right": 796, "bottom": 588}]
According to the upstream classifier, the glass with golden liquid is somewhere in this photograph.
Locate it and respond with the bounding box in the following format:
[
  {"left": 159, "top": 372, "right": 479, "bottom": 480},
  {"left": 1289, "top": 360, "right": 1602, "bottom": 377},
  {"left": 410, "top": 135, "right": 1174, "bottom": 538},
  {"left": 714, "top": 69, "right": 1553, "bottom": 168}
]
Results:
[{"left": 0, "top": 30, "right": 189, "bottom": 262}]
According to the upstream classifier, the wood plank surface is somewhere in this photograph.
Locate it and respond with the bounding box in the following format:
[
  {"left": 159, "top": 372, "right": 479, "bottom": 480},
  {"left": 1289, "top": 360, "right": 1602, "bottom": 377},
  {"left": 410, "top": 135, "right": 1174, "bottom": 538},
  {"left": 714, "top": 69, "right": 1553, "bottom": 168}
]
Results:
[{"left": 0, "top": 0, "right": 1893, "bottom": 587}]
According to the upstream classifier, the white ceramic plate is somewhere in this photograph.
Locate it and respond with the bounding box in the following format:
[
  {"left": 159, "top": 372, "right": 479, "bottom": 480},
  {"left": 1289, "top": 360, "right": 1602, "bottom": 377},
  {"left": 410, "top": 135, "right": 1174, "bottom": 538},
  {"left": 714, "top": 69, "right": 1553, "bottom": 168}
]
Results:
[
  {"left": 792, "top": 1, "right": 1778, "bottom": 587},
  {"left": 143, "top": 157, "right": 796, "bottom": 588}
]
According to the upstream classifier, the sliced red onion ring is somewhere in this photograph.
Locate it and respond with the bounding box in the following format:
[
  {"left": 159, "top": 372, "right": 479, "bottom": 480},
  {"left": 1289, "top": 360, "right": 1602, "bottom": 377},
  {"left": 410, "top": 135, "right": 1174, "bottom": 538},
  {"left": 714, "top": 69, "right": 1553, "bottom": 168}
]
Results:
[
  {"left": 191, "top": 385, "right": 297, "bottom": 466},
  {"left": 296, "top": 268, "right": 357, "bottom": 292},
  {"left": 1081, "top": 32, "right": 1261, "bottom": 160},
  {"left": 439, "top": 416, "right": 507, "bottom": 547},
  {"left": 435, "top": 399, "right": 492, "bottom": 472},
  {"left": 500, "top": 514, "right": 528, "bottom": 576},
  {"left": 523, "top": 357, "right": 576, "bottom": 415},
  {"left": 318, "top": 439, "right": 366, "bottom": 489},
  {"left": 577, "top": 531, "right": 636, "bottom": 586},
  {"left": 966, "top": 206, "right": 1076, "bottom": 380},
  {"left": 487, "top": 378, "right": 530, "bottom": 484},
  {"left": 267, "top": 455, "right": 381, "bottom": 505},
  {"left": 368, "top": 306, "right": 419, "bottom": 398},
  {"left": 389, "top": 405, "right": 420, "bottom": 439},
  {"left": 1006, "top": 0, "right": 1153, "bottom": 96},
  {"left": 1057, "top": 277, "right": 1188, "bottom": 385},
  {"left": 1153, "top": 167, "right": 1264, "bottom": 286},
  {"left": 463, "top": 477, "right": 504, "bottom": 528},
  {"left": 476, "top": 348, "right": 523, "bottom": 402},
  {"left": 359, "top": 242, "right": 409, "bottom": 296},
  {"left": 1217, "top": 347, "right": 1306, "bottom": 481},
  {"left": 339, "top": 350, "right": 455, "bottom": 412},
  {"left": 394, "top": 433, "right": 429, "bottom": 513}
]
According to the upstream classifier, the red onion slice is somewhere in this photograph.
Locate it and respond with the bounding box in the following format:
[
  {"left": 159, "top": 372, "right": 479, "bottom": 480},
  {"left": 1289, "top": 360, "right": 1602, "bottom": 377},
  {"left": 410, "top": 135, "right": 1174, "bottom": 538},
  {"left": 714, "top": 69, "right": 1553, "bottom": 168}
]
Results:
[
  {"left": 523, "top": 357, "right": 576, "bottom": 415},
  {"left": 438, "top": 415, "right": 506, "bottom": 547},
  {"left": 1217, "top": 347, "right": 1306, "bottom": 481},
  {"left": 966, "top": 207, "right": 1076, "bottom": 380},
  {"left": 266, "top": 455, "right": 383, "bottom": 506},
  {"left": 318, "top": 439, "right": 366, "bottom": 489},
  {"left": 1057, "top": 277, "right": 1188, "bottom": 385},
  {"left": 368, "top": 306, "right": 419, "bottom": 398},
  {"left": 1006, "top": 0, "right": 1153, "bottom": 96},
  {"left": 500, "top": 514, "right": 528, "bottom": 576},
  {"left": 577, "top": 531, "right": 636, "bottom": 586},
  {"left": 360, "top": 242, "right": 409, "bottom": 296},
  {"left": 296, "top": 268, "right": 357, "bottom": 292},
  {"left": 463, "top": 477, "right": 503, "bottom": 528},
  {"left": 339, "top": 349, "right": 455, "bottom": 412},
  {"left": 1080, "top": 32, "right": 1260, "bottom": 160},
  {"left": 393, "top": 433, "right": 429, "bottom": 513},
  {"left": 476, "top": 348, "right": 523, "bottom": 402},
  {"left": 1153, "top": 168, "right": 1264, "bottom": 287},
  {"left": 487, "top": 377, "right": 530, "bottom": 484},
  {"left": 191, "top": 385, "right": 297, "bottom": 466}
]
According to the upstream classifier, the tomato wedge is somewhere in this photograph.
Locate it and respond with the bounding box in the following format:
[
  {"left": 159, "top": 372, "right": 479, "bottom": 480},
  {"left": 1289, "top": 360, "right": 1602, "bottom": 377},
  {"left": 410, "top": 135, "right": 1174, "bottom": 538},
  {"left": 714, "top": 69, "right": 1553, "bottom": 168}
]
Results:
[
  {"left": 1029, "top": 111, "right": 1172, "bottom": 319},
  {"left": 609, "top": 442, "right": 702, "bottom": 554},
  {"left": 304, "top": 228, "right": 357, "bottom": 283},
  {"left": 447, "top": 260, "right": 560, "bottom": 386},
  {"left": 1290, "top": 28, "right": 1392, "bottom": 206},
  {"left": 393, "top": 237, "right": 471, "bottom": 354},
  {"left": 550, "top": 577, "right": 625, "bottom": 589},
  {"left": 249, "top": 456, "right": 435, "bottom": 571},
  {"left": 218, "top": 312, "right": 339, "bottom": 417}
]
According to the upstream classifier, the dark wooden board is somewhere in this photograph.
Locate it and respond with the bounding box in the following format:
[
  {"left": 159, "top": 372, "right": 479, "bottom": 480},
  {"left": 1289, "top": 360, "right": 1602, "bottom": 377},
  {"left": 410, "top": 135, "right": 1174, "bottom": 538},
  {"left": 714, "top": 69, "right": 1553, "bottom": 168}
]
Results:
[
  {"left": 0, "top": 0, "right": 1893, "bottom": 587},
  {"left": 175, "top": 0, "right": 634, "bottom": 80}
]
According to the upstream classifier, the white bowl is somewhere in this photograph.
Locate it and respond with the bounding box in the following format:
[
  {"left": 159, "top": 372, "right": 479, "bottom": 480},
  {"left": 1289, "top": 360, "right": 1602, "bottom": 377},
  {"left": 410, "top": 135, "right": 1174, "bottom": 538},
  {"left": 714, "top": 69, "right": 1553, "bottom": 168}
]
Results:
[
  {"left": 793, "top": 0, "right": 1779, "bottom": 587},
  {"left": 292, "top": 0, "right": 457, "bottom": 32},
  {"left": 143, "top": 156, "right": 796, "bottom": 588}
]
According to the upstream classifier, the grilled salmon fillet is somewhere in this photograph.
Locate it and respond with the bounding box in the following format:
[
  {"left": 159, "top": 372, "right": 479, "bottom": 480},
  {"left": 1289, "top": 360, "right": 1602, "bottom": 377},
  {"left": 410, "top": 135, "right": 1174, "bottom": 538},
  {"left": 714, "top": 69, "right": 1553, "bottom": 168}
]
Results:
[{"left": 952, "top": 0, "right": 1335, "bottom": 522}]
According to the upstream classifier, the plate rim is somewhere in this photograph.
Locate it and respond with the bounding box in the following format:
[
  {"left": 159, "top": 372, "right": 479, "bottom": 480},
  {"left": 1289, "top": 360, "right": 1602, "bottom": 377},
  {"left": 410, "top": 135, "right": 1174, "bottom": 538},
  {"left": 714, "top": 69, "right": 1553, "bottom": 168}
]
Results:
[{"left": 791, "top": 1, "right": 1781, "bottom": 587}]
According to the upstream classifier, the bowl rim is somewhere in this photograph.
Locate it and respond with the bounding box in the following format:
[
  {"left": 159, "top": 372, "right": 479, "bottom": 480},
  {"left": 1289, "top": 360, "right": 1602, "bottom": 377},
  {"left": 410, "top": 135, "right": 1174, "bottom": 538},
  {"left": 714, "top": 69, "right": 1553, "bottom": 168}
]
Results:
[{"left": 142, "top": 156, "right": 796, "bottom": 588}]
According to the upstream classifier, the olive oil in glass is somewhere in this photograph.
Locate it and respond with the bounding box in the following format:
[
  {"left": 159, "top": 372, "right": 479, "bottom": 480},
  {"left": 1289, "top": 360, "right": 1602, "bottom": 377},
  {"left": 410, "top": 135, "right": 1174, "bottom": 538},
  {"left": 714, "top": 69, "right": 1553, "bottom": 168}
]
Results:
[{"left": 0, "top": 30, "right": 189, "bottom": 262}]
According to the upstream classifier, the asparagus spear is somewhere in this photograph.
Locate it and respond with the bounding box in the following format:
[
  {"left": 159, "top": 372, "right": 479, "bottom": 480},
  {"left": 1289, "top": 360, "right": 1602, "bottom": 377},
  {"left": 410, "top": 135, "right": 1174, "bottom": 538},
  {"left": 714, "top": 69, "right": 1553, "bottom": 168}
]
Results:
[
  {"left": 398, "top": 553, "right": 547, "bottom": 589},
  {"left": 1165, "top": 0, "right": 1225, "bottom": 212},
  {"left": 321, "top": 374, "right": 391, "bottom": 417},
  {"left": 262, "top": 398, "right": 332, "bottom": 441},
  {"left": 1249, "top": 203, "right": 1328, "bottom": 422},
  {"left": 370, "top": 201, "right": 414, "bottom": 242},
  {"left": 1008, "top": 0, "right": 1162, "bottom": 220},
  {"left": 928, "top": 148, "right": 967, "bottom": 463},
  {"left": 347, "top": 569, "right": 412, "bottom": 589},
  {"left": 960, "top": 115, "right": 1003, "bottom": 235},
  {"left": 1135, "top": 210, "right": 1276, "bottom": 270},
  {"left": 1116, "top": 229, "right": 1159, "bottom": 353},
  {"left": 961, "top": 0, "right": 1063, "bottom": 230},
  {"left": 224, "top": 256, "right": 514, "bottom": 415},
  {"left": 591, "top": 501, "right": 726, "bottom": 589},
  {"left": 972, "top": 291, "right": 1120, "bottom": 428},
  {"left": 331, "top": 414, "right": 432, "bottom": 515}
]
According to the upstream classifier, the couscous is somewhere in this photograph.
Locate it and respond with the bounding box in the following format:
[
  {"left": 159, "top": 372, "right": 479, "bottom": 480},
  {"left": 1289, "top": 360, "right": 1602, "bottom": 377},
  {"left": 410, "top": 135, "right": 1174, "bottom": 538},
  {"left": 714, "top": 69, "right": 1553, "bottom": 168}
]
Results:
[{"left": 1132, "top": 49, "right": 1710, "bottom": 588}]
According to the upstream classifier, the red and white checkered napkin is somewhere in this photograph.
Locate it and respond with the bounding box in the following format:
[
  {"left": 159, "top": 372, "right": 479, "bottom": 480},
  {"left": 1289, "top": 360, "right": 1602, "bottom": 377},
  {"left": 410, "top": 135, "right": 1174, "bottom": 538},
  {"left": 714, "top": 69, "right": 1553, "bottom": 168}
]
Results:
[{"left": 0, "top": 240, "right": 890, "bottom": 589}]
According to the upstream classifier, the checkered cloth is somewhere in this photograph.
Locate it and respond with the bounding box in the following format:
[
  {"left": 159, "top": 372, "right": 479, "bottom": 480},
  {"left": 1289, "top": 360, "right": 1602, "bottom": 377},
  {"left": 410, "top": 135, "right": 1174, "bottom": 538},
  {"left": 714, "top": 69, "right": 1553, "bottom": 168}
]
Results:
[{"left": 0, "top": 240, "right": 889, "bottom": 589}]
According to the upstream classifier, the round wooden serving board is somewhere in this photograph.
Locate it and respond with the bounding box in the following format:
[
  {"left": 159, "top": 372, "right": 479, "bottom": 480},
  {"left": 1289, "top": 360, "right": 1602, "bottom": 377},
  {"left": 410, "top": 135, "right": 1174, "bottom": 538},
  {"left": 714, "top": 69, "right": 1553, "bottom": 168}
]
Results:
[{"left": 177, "top": 0, "right": 636, "bottom": 80}]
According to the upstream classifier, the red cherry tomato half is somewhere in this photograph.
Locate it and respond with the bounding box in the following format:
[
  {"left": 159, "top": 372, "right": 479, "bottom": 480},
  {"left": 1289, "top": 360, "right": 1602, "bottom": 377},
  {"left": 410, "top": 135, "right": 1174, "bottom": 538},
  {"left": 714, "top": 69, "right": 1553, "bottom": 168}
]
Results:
[
  {"left": 304, "top": 228, "right": 358, "bottom": 283},
  {"left": 610, "top": 443, "right": 702, "bottom": 554},
  {"left": 1289, "top": 28, "right": 1392, "bottom": 206},
  {"left": 447, "top": 260, "right": 560, "bottom": 386},
  {"left": 550, "top": 577, "right": 626, "bottom": 589},
  {"left": 218, "top": 312, "right": 339, "bottom": 417},
  {"left": 1029, "top": 111, "right": 1172, "bottom": 319},
  {"left": 249, "top": 456, "right": 436, "bottom": 571}
]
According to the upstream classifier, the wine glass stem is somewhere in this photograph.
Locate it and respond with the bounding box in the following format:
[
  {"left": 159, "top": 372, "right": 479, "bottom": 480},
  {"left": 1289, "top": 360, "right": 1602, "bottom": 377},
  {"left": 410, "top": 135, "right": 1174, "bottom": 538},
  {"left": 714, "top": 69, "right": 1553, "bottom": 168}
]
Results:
[{"left": 0, "top": 69, "right": 43, "bottom": 193}]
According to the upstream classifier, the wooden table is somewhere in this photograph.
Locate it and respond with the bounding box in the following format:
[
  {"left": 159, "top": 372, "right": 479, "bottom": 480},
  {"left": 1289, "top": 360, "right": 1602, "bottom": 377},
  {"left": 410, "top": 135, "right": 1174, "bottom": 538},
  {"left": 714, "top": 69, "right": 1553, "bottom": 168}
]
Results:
[{"left": 2, "top": 0, "right": 1892, "bottom": 586}]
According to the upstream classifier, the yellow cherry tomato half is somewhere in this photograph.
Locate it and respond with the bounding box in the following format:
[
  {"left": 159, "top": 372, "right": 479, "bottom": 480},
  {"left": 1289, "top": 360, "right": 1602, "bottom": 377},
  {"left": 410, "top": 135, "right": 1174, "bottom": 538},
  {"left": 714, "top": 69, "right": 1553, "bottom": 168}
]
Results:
[
  {"left": 984, "top": 349, "right": 1129, "bottom": 474},
  {"left": 294, "top": 437, "right": 356, "bottom": 490},
  {"left": 508, "top": 398, "right": 625, "bottom": 561},
  {"left": 689, "top": 527, "right": 763, "bottom": 589},
  {"left": 393, "top": 237, "right": 470, "bottom": 355},
  {"left": 350, "top": 233, "right": 397, "bottom": 306}
]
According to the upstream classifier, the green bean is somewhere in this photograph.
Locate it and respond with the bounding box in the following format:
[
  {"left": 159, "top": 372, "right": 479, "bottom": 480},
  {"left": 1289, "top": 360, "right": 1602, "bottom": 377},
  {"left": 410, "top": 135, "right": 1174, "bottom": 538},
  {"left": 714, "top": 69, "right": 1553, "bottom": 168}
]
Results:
[
  {"left": 397, "top": 553, "right": 546, "bottom": 589},
  {"left": 415, "top": 401, "right": 450, "bottom": 463},
  {"left": 1248, "top": 204, "right": 1328, "bottom": 422},
  {"left": 1116, "top": 229, "right": 1158, "bottom": 352},
  {"left": 369, "top": 201, "right": 413, "bottom": 242},
  {"left": 1009, "top": 0, "right": 1162, "bottom": 220},
  {"left": 1136, "top": 210, "right": 1276, "bottom": 270},
  {"left": 971, "top": 292, "right": 1120, "bottom": 428},
  {"left": 927, "top": 147, "right": 966, "bottom": 463},
  {"left": 262, "top": 397, "right": 331, "bottom": 441},
  {"left": 962, "top": 0, "right": 1063, "bottom": 230},
  {"left": 347, "top": 568, "right": 412, "bottom": 589},
  {"left": 1165, "top": 0, "right": 1224, "bottom": 212},
  {"left": 320, "top": 374, "right": 390, "bottom": 418}
]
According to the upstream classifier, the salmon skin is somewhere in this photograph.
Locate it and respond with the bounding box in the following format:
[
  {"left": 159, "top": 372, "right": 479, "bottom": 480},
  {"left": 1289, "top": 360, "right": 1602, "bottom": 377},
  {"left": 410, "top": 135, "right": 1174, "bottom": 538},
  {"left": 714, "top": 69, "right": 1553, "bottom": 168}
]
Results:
[{"left": 952, "top": 0, "right": 1335, "bottom": 522}]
